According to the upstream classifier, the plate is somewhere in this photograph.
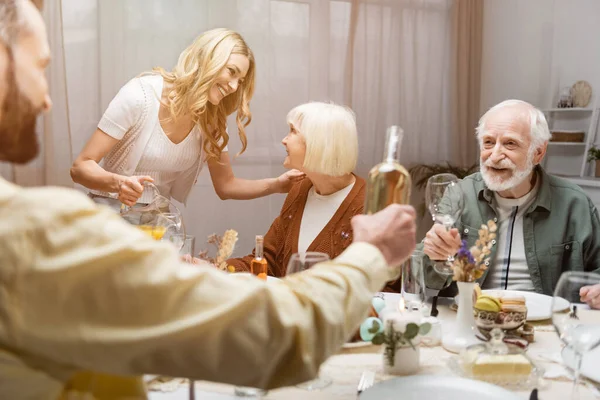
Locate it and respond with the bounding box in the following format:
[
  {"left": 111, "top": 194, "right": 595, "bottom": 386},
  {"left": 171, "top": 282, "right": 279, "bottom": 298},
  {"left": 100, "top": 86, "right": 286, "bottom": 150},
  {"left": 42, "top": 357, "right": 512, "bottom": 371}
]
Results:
[
  {"left": 342, "top": 341, "right": 373, "bottom": 349},
  {"left": 562, "top": 343, "right": 600, "bottom": 384},
  {"left": 231, "top": 272, "right": 281, "bottom": 283},
  {"left": 455, "top": 290, "right": 569, "bottom": 321},
  {"left": 359, "top": 375, "right": 521, "bottom": 400}
]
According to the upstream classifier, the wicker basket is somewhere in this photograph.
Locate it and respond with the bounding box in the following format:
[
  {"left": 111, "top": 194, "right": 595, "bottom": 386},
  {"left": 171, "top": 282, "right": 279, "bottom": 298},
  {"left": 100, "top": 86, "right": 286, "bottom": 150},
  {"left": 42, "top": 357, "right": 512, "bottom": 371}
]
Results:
[{"left": 550, "top": 130, "right": 585, "bottom": 142}]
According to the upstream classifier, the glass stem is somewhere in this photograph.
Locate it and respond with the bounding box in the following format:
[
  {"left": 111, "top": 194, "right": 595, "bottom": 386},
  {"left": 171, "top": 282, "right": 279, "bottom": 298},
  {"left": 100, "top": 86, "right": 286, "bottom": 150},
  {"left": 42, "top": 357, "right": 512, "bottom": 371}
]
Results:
[
  {"left": 443, "top": 222, "right": 455, "bottom": 263},
  {"left": 572, "top": 351, "right": 582, "bottom": 399}
]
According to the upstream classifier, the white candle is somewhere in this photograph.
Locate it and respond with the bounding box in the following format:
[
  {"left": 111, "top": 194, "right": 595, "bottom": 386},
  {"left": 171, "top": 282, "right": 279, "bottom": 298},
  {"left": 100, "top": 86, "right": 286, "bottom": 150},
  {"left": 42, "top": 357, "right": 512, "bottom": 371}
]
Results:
[{"left": 383, "top": 311, "right": 422, "bottom": 333}]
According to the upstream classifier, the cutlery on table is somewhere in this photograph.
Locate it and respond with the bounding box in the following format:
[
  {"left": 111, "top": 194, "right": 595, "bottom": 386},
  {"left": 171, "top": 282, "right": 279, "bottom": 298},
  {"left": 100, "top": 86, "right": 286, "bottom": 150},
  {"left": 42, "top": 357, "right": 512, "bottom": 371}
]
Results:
[{"left": 357, "top": 370, "right": 375, "bottom": 397}]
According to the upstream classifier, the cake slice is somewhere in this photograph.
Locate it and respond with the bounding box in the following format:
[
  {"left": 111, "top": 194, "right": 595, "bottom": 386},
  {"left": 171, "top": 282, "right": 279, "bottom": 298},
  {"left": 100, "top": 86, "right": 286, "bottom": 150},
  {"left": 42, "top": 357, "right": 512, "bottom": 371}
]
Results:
[{"left": 472, "top": 354, "right": 532, "bottom": 377}]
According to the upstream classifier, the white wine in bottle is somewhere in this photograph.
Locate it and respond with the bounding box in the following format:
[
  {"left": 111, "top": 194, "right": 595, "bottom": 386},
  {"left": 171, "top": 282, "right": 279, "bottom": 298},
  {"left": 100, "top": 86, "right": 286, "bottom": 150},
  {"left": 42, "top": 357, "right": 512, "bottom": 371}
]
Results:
[{"left": 364, "top": 126, "right": 411, "bottom": 214}]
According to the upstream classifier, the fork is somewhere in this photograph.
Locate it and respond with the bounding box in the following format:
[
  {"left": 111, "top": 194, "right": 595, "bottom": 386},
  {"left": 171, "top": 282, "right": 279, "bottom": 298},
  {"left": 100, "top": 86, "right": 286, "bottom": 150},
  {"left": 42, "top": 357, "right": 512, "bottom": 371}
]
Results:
[{"left": 357, "top": 370, "right": 375, "bottom": 397}]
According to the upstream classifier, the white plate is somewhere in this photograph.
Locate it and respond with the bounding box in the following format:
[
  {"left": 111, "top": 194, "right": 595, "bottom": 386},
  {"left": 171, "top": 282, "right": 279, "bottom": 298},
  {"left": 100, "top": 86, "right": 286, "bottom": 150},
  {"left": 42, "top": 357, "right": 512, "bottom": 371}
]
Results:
[
  {"left": 231, "top": 272, "right": 281, "bottom": 283},
  {"left": 342, "top": 341, "right": 373, "bottom": 349},
  {"left": 455, "top": 290, "right": 569, "bottom": 321},
  {"left": 359, "top": 375, "right": 521, "bottom": 400},
  {"left": 562, "top": 341, "right": 600, "bottom": 384}
]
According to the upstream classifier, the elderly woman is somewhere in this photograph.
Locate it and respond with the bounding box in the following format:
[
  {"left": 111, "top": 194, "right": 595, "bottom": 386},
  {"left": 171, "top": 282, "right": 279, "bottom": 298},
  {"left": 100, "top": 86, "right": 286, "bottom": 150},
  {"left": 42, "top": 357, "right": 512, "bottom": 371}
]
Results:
[{"left": 227, "top": 102, "right": 365, "bottom": 276}]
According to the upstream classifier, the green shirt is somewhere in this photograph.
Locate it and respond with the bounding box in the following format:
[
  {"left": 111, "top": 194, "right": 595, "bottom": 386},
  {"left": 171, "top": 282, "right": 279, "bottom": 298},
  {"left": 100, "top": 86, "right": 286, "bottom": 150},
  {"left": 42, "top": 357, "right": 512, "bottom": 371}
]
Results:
[{"left": 423, "top": 167, "right": 600, "bottom": 295}]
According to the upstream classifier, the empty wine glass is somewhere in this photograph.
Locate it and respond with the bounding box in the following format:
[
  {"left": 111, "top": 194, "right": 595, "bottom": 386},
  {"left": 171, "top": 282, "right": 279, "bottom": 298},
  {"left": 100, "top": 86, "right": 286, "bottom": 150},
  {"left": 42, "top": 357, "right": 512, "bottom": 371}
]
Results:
[
  {"left": 425, "top": 173, "right": 464, "bottom": 275},
  {"left": 552, "top": 271, "right": 600, "bottom": 399},
  {"left": 286, "top": 252, "right": 333, "bottom": 391}
]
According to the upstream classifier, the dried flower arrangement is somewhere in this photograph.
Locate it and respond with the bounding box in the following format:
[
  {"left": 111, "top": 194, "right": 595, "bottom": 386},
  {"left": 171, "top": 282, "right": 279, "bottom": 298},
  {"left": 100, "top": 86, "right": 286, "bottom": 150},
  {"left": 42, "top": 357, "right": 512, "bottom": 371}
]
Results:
[
  {"left": 452, "top": 220, "right": 497, "bottom": 282},
  {"left": 197, "top": 229, "right": 239, "bottom": 272}
]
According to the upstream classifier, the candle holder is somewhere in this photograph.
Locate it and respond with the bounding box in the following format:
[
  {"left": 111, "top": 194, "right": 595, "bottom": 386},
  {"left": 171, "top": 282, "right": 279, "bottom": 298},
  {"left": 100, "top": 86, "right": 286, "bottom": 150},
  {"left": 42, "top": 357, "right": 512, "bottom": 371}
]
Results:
[{"left": 370, "top": 304, "right": 431, "bottom": 375}]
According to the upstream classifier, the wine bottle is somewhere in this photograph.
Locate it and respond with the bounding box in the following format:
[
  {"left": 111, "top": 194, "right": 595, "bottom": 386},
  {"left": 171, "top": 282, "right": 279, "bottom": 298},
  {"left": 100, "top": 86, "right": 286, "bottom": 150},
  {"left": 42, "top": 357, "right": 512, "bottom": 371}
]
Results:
[
  {"left": 364, "top": 126, "right": 411, "bottom": 214},
  {"left": 251, "top": 235, "right": 268, "bottom": 280}
]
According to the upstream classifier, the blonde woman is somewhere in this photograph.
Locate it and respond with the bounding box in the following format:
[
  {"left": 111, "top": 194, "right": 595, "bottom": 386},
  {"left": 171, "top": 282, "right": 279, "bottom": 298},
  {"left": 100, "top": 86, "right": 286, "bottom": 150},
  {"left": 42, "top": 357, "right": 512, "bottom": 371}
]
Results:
[
  {"left": 227, "top": 102, "right": 367, "bottom": 276},
  {"left": 71, "top": 28, "right": 301, "bottom": 209}
]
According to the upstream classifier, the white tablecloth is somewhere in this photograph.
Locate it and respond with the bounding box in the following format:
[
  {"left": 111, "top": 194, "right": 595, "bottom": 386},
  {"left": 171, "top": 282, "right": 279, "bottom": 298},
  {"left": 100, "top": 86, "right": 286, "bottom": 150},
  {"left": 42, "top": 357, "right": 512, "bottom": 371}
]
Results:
[{"left": 149, "top": 299, "right": 600, "bottom": 400}]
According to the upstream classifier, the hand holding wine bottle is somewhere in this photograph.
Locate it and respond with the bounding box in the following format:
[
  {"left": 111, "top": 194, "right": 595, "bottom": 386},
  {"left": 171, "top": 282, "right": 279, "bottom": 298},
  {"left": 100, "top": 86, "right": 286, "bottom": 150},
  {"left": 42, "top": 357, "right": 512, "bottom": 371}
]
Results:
[{"left": 351, "top": 204, "right": 417, "bottom": 267}]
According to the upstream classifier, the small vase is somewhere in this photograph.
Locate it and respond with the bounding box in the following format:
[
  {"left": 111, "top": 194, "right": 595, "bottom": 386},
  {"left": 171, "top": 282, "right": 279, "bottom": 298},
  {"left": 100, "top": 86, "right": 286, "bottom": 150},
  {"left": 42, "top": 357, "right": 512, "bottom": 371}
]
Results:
[
  {"left": 382, "top": 344, "right": 420, "bottom": 375},
  {"left": 595, "top": 161, "right": 600, "bottom": 178},
  {"left": 442, "top": 281, "right": 480, "bottom": 353}
]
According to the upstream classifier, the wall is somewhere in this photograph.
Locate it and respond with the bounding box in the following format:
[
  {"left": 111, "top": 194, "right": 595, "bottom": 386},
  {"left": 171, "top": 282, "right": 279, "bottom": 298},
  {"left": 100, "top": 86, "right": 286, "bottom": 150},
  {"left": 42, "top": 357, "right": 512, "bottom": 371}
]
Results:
[{"left": 481, "top": 0, "right": 600, "bottom": 111}]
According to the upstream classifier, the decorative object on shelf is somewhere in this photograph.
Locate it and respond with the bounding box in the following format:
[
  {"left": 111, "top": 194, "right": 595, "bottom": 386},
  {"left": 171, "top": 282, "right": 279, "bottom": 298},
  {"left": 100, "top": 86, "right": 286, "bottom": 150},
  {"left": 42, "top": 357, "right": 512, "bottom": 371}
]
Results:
[
  {"left": 409, "top": 162, "right": 479, "bottom": 217},
  {"left": 196, "top": 230, "right": 239, "bottom": 271},
  {"left": 550, "top": 130, "right": 585, "bottom": 143},
  {"left": 442, "top": 221, "right": 497, "bottom": 353},
  {"left": 587, "top": 146, "right": 600, "bottom": 177},
  {"left": 572, "top": 80, "right": 592, "bottom": 107},
  {"left": 557, "top": 86, "right": 573, "bottom": 108},
  {"left": 371, "top": 306, "right": 431, "bottom": 375}
]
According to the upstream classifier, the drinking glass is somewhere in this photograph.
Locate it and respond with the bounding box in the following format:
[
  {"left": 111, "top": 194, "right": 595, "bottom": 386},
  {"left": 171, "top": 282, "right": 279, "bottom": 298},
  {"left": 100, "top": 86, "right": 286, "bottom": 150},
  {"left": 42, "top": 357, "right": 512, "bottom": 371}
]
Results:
[
  {"left": 425, "top": 173, "right": 464, "bottom": 275},
  {"left": 170, "top": 234, "right": 195, "bottom": 258},
  {"left": 552, "top": 271, "right": 600, "bottom": 399},
  {"left": 286, "top": 252, "right": 333, "bottom": 390},
  {"left": 402, "top": 250, "right": 426, "bottom": 313}
]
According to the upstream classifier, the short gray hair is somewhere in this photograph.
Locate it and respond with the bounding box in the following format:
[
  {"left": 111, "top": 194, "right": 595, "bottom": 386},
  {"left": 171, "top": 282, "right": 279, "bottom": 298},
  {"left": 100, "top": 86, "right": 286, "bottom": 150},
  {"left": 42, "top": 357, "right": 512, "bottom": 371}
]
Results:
[
  {"left": 0, "top": 0, "right": 32, "bottom": 49},
  {"left": 476, "top": 99, "right": 551, "bottom": 150}
]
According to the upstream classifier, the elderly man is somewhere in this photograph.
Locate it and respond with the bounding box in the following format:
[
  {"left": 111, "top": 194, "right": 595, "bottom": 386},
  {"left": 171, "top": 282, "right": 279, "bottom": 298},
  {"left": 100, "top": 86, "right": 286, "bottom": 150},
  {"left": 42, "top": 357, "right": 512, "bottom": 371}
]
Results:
[
  {"left": 0, "top": 1, "right": 416, "bottom": 398},
  {"left": 423, "top": 99, "right": 600, "bottom": 308}
]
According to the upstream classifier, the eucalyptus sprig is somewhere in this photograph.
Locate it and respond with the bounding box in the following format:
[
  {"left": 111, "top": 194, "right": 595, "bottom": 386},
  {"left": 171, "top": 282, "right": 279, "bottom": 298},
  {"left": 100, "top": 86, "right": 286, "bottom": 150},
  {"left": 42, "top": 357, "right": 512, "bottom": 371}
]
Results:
[{"left": 371, "top": 321, "right": 431, "bottom": 366}]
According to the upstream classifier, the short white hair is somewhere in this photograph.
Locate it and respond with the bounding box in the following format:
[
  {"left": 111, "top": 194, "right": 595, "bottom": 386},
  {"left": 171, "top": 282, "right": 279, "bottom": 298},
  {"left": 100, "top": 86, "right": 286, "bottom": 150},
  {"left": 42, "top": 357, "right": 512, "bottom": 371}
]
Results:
[
  {"left": 476, "top": 99, "right": 551, "bottom": 150},
  {"left": 286, "top": 102, "right": 358, "bottom": 176}
]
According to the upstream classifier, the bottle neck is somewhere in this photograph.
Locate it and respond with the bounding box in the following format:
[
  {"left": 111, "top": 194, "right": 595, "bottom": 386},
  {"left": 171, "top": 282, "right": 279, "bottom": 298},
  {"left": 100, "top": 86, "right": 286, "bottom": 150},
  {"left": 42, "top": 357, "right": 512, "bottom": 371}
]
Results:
[
  {"left": 255, "top": 237, "right": 264, "bottom": 259},
  {"left": 383, "top": 126, "right": 403, "bottom": 163}
]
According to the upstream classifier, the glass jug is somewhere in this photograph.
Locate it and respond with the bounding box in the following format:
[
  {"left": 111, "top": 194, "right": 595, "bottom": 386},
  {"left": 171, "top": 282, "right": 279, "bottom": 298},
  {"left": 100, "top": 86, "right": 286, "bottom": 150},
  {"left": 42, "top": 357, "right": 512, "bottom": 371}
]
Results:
[{"left": 120, "top": 182, "right": 186, "bottom": 250}]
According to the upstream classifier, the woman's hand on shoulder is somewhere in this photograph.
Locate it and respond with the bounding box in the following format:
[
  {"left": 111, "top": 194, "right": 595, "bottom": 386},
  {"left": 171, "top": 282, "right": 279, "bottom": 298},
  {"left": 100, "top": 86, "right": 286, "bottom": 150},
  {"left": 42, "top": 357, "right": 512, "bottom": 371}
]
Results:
[{"left": 275, "top": 169, "right": 305, "bottom": 193}]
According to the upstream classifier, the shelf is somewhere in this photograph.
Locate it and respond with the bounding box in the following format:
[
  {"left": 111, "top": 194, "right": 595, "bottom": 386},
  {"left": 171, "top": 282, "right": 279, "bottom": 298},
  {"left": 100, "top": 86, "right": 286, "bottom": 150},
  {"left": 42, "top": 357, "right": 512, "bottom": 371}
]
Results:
[
  {"left": 548, "top": 142, "right": 586, "bottom": 146},
  {"left": 543, "top": 108, "right": 593, "bottom": 112}
]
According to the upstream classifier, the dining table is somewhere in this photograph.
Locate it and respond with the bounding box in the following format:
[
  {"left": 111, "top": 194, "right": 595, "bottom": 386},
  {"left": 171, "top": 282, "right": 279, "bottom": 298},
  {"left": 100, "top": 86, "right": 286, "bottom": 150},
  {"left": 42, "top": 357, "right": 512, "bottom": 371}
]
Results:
[{"left": 148, "top": 297, "right": 600, "bottom": 400}]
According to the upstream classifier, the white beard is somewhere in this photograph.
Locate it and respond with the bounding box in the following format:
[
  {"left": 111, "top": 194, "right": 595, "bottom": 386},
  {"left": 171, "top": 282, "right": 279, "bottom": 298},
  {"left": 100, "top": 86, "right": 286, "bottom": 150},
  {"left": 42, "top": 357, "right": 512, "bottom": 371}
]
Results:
[{"left": 480, "top": 153, "right": 534, "bottom": 192}]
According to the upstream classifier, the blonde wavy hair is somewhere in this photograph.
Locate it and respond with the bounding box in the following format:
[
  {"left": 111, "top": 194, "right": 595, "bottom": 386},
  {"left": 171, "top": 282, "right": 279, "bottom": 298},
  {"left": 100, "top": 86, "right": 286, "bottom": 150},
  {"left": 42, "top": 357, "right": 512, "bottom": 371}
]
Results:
[{"left": 152, "top": 28, "right": 255, "bottom": 162}]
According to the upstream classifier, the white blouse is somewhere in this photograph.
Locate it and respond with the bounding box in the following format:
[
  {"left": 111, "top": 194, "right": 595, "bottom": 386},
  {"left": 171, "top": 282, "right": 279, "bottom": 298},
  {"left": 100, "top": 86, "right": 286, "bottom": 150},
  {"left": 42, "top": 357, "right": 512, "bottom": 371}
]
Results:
[{"left": 90, "top": 74, "right": 227, "bottom": 205}]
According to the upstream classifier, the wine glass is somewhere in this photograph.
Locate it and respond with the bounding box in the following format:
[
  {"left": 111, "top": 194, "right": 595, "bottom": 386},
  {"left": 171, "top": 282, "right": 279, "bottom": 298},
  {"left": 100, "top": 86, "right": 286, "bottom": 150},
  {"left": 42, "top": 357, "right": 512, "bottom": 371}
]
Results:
[
  {"left": 286, "top": 252, "right": 333, "bottom": 391},
  {"left": 425, "top": 173, "right": 464, "bottom": 275},
  {"left": 552, "top": 271, "right": 600, "bottom": 399}
]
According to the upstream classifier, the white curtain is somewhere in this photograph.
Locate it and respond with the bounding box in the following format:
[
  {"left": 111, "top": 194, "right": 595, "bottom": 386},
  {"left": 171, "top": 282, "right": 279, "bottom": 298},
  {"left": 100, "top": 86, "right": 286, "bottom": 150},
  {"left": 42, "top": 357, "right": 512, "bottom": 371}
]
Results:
[{"left": 53, "top": 0, "right": 452, "bottom": 253}]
